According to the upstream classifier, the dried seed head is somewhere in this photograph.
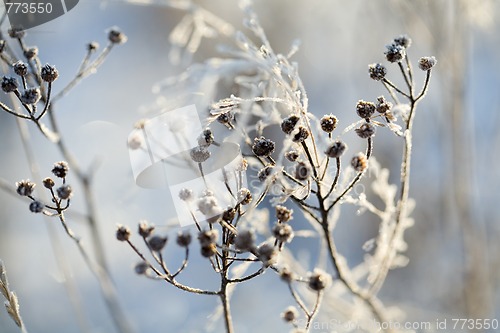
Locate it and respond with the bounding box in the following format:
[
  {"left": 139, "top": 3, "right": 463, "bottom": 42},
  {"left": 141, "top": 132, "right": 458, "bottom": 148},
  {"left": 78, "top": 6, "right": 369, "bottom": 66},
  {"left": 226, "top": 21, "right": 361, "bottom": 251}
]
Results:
[
  {"left": 222, "top": 207, "right": 236, "bottom": 222},
  {"left": 258, "top": 243, "right": 278, "bottom": 266},
  {"left": 134, "top": 262, "right": 149, "bottom": 275},
  {"left": 368, "top": 63, "right": 387, "bottom": 81},
  {"left": 197, "top": 194, "right": 222, "bottom": 217},
  {"left": 21, "top": 87, "right": 41, "bottom": 105},
  {"left": 29, "top": 201, "right": 44, "bottom": 213},
  {"left": 272, "top": 223, "right": 294, "bottom": 243},
  {"left": 295, "top": 161, "right": 311, "bottom": 181},
  {"left": 351, "top": 153, "right": 368, "bottom": 172},
  {"left": 234, "top": 229, "right": 256, "bottom": 252},
  {"left": 42, "top": 177, "right": 55, "bottom": 189},
  {"left": 52, "top": 161, "right": 69, "bottom": 178},
  {"left": 356, "top": 100, "right": 376, "bottom": 119},
  {"left": 292, "top": 126, "right": 309, "bottom": 143},
  {"left": 252, "top": 136, "right": 275, "bottom": 157},
  {"left": 376, "top": 96, "right": 392, "bottom": 114},
  {"left": 385, "top": 43, "right": 406, "bottom": 63},
  {"left": 200, "top": 243, "right": 217, "bottom": 257},
  {"left": 320, "top": 114, "right": 338, "bottom": 133},
  {"left": 108, "top": 28, "right": 127, "bottom": 44},
  {"left": 216, "top": 112, "right": 234, "bottom": 127},
  {"left": 355, "top": 123, "right": 376, "bottom": 139},
  {"left": 258, "top": 166, "right": 274, "bottom": 182},
  {"left": 281, "top": 306, "right": 298, "bottom": 323},
  {"left": 24, "top": 47, "right": 38, "bottom": 60},
  {"left": 127, "top": 133, "right": 142, "bottom": 150},
  {"left": 148, "top": 235, "right": 168, "bottom": 252},
  {"left": 16, "top": 180, "right": 36, "bottom": 196},
  {"left": 116, "top": 225, "right": 131, "bottom": 241},
  {"left": 176, "top": 231, "right": 192, "bottom": 247},
  {"left": 178, "top": 188, "right": 193, "bottom": 201},
  {"left": 56, "top": 185, "right": 72, "bottom": 200},
  {"left": 198, "top": 229, "right": 219, "bottom": 247},
  {"left": 40, "top": 64, "right": 59, "bottom": 82},
  {"left": 325, "top": 141, "right": 347, "bottom": 158},
  {"left": 8, "top": 27, "right": 26, "bottom": 39},
  {"left": 190, "top": 146, "right": 210, "bottom": 163},
  {"left": 281, "top": 115, "right": 300, "bottom": 134},
  {"left": 87, "top": 42, "right": 99, "bottom": 51},
  {"left": 394, "top": 34, "right": 412, "bottom": 48},
  {"left": 237, "top": 188, "right": 252, "bottom": 205},
  {"left": 197, "top": 128, "right": 214, "bottom": 147},
  {"left": 418, "top": 56, "right": 437, "bottom": 71},
  {"left": 13, "top": 61, "right": 28, "bottom": 76},
  {"left": 285, "top": 150, "right": 300, "bottom": 162},
  {"left": 307, "top": 269, "right": 331, "bottom": 291},
  {"left": 276, "top": 205, "right": 293, "bottom": 222},
  {"left": 1, "top": 76, "right": 18, "bottom": 93},
  {"left": 280, "top": 266, "right": 294, "bottom": 282},
  {"left": 138, "top": 220, "right": 155, "bottom": 238}
]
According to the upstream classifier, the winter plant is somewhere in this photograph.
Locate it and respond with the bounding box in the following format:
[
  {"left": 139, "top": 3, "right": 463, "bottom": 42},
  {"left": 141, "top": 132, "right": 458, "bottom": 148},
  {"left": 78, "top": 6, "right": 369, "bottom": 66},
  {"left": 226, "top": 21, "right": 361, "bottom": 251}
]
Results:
[
  {"left": 0, "top": 1, "right": 436, "bottom": 333},
  {"left": 121, "top": 1, "right": 436, "bottom": 333},
  {"left": 0, "top": 9, "right": 132, "bottom": 333}
]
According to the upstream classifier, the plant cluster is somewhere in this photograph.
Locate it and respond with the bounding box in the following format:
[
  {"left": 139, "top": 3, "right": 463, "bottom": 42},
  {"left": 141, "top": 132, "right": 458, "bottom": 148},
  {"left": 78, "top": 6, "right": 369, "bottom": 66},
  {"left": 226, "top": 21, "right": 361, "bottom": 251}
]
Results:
[
  {"left": 119, "top": 2, "right": 436, "bottom": 332},
  {"left": 0, "top": 1, "right": 436, "bottom": 332}
]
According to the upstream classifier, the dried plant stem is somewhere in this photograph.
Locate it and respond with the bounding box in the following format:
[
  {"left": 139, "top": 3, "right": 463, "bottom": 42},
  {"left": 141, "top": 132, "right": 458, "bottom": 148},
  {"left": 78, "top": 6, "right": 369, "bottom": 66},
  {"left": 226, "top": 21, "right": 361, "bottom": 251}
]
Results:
[
  {"left": 382, "top": 78, "right": 410, "bottom": 99},
  {"left": 368, "top": 69, "right": 433, "bottom": 297},
  {"left": 327, "top": 138, "right": 373, "bottom": 212},
  {"left": 220, "top": 274, "right": 234, "bottom": 333},
  {"left": 305, "top": 291, "right": 323, "bottom": 330},
  {"left": 51, "top": 44, "right": 114, "bottom": 103},
  {"left": 13, "top": 117, "right": 93, "bottom": 333},
  {"left": 1, "top": 261, "right": 28, "bottom": 333},
  {"left": 54, "top": 205, "right": 134, "bottom": 333},
  {"left": 125, "top": 240, "right": 218, "bottom": 295},
  {"left": 46, "top": 105, "right": 110, "bottom": 275},
  {"left": 295, "top": 135, "right": 392, "bottom": 331},
  {"left": 1, "top": 60, "right": 94, "bottom": 332},
  {"left": 321, "top": 221, "right": 392, "bottom": 332},
  {"left": 220, "top": 228, "right": 235, "bottom": 333}
]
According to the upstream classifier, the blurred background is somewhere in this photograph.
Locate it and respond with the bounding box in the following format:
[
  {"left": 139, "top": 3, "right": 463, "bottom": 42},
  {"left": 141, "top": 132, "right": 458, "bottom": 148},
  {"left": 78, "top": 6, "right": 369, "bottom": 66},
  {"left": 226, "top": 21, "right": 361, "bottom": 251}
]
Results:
[{"left": 0, "top": 0, "right": 499, "bottom": 332}]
